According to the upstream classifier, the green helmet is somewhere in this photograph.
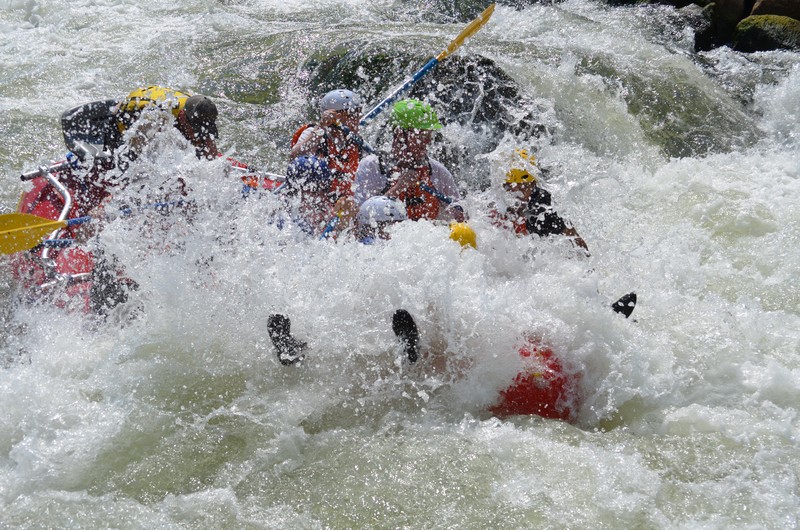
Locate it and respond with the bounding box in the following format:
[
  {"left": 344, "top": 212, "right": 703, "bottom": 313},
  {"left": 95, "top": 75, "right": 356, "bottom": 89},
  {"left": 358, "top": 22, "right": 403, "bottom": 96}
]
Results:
[{"left": 390, "top": 99, "right": 442, "bottom": 130}]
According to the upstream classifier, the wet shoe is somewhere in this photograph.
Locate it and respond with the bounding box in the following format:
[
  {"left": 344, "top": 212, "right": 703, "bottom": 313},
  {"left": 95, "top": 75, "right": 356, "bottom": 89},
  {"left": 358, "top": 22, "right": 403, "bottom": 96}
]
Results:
[
  {"left": 392, "top": 309, "right": 419, "bottom": 363},
  {"left": 611, "top": 292, "right": 637, "bottom": 319},
  {"left": 267, "top": 314, "right": 307, "bottom": 365}
]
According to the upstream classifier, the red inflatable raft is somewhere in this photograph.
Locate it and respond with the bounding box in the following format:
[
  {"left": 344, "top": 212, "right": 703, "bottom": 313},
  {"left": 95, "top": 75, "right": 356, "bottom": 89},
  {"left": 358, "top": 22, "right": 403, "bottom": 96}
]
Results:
[
  {"left": 10, "top": 160, "right": 105, "bottom": 313},
  {"left": 9, "top": 156, "right": 273, "bottom": 314},
  {"left": 490, "top": 339, "right": 581, "bottom": 421}
]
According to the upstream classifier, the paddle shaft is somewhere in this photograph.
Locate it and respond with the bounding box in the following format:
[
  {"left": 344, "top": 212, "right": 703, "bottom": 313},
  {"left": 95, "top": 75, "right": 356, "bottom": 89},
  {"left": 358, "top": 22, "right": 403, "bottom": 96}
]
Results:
[
  {"left": 359, "top": 3, "right": 495, "bottom": 125},
  {"left": 360, "top": 58, "right": 440, "bottom": 126}
]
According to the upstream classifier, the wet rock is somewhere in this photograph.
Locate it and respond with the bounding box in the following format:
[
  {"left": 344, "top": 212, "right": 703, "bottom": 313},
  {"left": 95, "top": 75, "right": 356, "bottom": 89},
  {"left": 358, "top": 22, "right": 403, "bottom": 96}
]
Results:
[
  {"left": 715, "top": 0, "right": 747, "bottom": 22},
  {"left": 734, "top": 14, "right": 800, "bottom": 51},
  {"left": 695, "top": 0, "right": 747, "bottom": 46},
  {"left": 750, "top": 0, "right": 800, "bottom": 20},
  {"left": 680, "top": 3, "right": 717, "bottom": 50},
  {"left": 605, "top": 0, "right": 800, "bottom": 52},
  {"left": 575, "top": 52, "right": 761, "bottom": 158}
]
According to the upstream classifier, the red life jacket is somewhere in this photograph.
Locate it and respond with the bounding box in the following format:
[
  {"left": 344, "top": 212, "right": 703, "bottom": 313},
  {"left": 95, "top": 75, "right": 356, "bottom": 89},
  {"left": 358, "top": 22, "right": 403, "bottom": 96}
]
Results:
[
  {"left": 291, "top": 124, "right": 360, "bottom": 199},
  {"left": 489, "top": 208, "right": 528, "bottom": 235}
]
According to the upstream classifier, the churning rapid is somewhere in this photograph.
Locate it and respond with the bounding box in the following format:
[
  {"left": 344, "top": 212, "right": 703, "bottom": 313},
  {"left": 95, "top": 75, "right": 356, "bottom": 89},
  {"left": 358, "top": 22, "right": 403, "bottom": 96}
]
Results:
[{"left": 1, "top": 0, "right": 798, "bottom": 527}]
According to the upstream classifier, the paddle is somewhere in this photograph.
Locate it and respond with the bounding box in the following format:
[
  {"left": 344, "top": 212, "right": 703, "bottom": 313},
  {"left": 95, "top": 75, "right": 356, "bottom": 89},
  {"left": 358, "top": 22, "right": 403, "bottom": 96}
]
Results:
[
  {"left": 336, "top": 124, "right": 375, "bottom": 155},
  {"left": 0, "top": 213, "right": 91, "bottom": 255},
  {"left": 359, "top": 3, "right": 496, "bottom": 125},
  {"left": 0, "top": 200, "right": 185, "bottom": 255}
]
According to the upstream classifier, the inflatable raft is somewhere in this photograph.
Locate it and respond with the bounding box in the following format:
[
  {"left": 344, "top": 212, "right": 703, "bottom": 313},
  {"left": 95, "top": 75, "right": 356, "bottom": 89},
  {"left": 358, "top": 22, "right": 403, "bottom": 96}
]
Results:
[
  {"left": 490, "top": 339, "right": 580, "bottom": 421},
  {"left": 7, "top": 154, "right": 269, "bottom": 314},
  {"left": 9, "top": 159, "right": 103, "bottom": 313}
]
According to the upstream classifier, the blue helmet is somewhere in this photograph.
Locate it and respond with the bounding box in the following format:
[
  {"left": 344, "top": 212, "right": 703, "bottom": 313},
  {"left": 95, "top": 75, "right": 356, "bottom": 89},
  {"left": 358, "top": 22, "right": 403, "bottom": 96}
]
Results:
[{"left": 285, "top": 156, "right": 332, "bottom": 192}]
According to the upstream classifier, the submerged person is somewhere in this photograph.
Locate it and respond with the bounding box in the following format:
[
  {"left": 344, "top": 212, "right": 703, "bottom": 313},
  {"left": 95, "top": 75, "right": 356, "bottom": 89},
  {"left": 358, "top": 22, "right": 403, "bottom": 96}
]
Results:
[
  {"left": 354, "top": 195, "right": 408, "bottom": 244},
  {"left": 267, "top": 195, "right": 406, "bottom": 365},
  {"left": 266, "top": 219, "right": 477, "bottom": 366},
  {"left": 353, "top": 99, "right": 466, "bottom": 224}
]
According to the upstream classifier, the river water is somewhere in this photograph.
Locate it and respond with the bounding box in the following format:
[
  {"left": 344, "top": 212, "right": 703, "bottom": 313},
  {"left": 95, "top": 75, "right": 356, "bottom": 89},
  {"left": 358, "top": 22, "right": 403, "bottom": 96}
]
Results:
[{"left": 1, "top": 0, "right": 799, "bottom": 527}]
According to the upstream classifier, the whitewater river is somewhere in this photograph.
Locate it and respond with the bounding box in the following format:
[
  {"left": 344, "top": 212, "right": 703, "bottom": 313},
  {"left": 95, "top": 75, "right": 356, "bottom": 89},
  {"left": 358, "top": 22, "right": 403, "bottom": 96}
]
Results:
[{"left": 1, "top": 0, "right": 798, "bottom": 527}]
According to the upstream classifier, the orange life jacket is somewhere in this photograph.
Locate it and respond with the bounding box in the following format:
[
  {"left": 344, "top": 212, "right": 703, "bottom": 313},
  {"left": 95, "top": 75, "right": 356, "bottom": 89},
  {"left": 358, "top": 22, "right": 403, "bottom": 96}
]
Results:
[
  {"left": 390, "top": 162, "right": 441, "bottom": 221},
  {"left": 291, "top": 124, "right": 360, "bottom": 199}
]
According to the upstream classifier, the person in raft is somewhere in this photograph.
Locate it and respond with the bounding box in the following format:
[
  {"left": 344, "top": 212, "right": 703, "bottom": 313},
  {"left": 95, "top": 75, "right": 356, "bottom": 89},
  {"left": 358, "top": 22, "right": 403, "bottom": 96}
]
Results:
[
  {"left": 354, "top": 195, "right": 408, "bottom": 244},
  {"left": 490, "top": 149, "right": 636, "bottom": 317},
  {"left": 61, "top": 85, "right": 221, "bottom": 168},
  {"left": 290, "top": 88, "right": 367, "bottom": 202},
  {"left": 352, "top": 98, "right": 466, "bottom": 224},
  {"left": 490, "top": 149, "right": 589, "bottom": 255},
  {"left": 270, "top": 156, "right": 338, "bottom": 239}
]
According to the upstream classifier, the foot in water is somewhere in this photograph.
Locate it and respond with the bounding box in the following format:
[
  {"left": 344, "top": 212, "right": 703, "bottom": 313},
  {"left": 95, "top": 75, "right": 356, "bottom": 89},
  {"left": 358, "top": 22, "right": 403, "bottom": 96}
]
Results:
[
  {"left": 392, "top": 309, "right": 419, "bottom": 363},
  {"left": 611, "top": 292, "right": 637, "bottom": 318},
  {"left": 267, "top": 314, "right": 307, "bottom": 365}
]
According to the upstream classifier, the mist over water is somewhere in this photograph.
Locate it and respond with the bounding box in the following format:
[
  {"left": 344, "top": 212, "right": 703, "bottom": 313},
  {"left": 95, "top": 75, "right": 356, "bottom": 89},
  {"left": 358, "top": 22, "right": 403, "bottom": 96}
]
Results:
[{"left": 1, "top": 0, "right": 799, "bottom": 527}]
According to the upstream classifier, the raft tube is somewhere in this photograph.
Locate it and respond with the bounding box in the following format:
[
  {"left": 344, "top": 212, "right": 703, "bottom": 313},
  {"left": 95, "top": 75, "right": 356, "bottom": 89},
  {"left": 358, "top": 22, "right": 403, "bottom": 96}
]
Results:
[{"left": 490, "top": 339, "right": 581, "bottom": 421}]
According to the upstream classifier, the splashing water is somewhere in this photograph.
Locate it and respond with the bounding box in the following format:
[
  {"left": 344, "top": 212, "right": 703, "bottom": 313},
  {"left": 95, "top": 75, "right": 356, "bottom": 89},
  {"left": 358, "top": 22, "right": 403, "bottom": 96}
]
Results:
[{"left": 1, "top": 1, "right": 799, "bottom": 527}]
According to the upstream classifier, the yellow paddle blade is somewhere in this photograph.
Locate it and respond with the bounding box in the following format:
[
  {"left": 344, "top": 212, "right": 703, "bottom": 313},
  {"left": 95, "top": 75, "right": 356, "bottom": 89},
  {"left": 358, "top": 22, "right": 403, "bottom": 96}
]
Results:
[
  {"left": 0, "top": 213, "right": 67, "bottom": 255},
  {"left": 436, "top": 3, "right": 496, "bottom": 62}
]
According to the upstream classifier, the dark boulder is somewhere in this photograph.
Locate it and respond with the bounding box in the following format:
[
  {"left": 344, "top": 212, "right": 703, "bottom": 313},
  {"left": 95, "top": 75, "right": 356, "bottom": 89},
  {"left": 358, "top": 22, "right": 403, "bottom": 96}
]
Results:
[
  {"left": 734, "top": 14, "right": 800, "bottom": 51},
  {"left": 751, "top": 0, "right": 800, "bottom": 20}
]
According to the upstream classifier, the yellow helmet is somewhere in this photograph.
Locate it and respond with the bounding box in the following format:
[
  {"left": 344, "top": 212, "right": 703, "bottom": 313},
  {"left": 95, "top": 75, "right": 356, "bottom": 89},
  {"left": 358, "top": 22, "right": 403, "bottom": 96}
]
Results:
[
  {"left": 504, "top": 148, "right": 538, "bottom": 184},
  {"left": 449, "top": 222, "right": 477, "bottom": 249},
  {"left": 505, "top": 168, "right": 537, "bottom": 184},
  {"left": 119, "top": 86, "right": 189, "bottom": 115},
  {"left": 515, "top": 148, "right": 536, "bottom": 163}
]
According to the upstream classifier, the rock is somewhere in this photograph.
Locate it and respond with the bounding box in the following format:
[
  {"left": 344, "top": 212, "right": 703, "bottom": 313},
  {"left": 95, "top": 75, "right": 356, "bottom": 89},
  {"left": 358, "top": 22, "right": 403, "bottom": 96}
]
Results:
[
  {"left": 677, "top": 3, "right": 716, "bottom": 50},
  {"left": 734, "top": 14, "right": 800, "bottom": 51},
  {"left": 575, "top": 51, "right": 760, "bottom": 158},
  {"left": 751, "top": 0, "right": 800, "bottom": 20},
  {"left": 647, "top": 0, "right": 698, "bottom": 7},
  {"left": 696, "top": 0, "right": 747, "bottom": 47},
  {"left": 715, "top": 0, "right": 746, "bottom": 25}
]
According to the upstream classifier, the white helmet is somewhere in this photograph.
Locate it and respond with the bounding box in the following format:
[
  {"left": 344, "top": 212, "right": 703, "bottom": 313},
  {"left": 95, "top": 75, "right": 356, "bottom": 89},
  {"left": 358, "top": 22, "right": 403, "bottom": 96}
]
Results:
[
  {"left": 320, "top": 89, "right": 362, "bottom": 112},
  {"left": 357, "top": 196, "right": 407, "bottom": 226}
]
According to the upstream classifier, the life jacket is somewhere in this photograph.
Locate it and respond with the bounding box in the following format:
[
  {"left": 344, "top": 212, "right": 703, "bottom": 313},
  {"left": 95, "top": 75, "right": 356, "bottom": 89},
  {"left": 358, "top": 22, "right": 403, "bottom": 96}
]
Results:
[
  {"left": 291, "top": 124, "right": 360, "bottom": 199},
  {"left": 491, "top": 188, "right": 566, "bottom": 237},
  {"left": 116, "top": 86, "right": 191, "bottom": 135},
  {"left": 384, "top": 159, "right": 441, "bottom": 221},
  {"left": 490, "top": 339, "right": 579, "bottom": 421},
  {"left": 489, "top": 208, "right": 529, "bottom": 235}
]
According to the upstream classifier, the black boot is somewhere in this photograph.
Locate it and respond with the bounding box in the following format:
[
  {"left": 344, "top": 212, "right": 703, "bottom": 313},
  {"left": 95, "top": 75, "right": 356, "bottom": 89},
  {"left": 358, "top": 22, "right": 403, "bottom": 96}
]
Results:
[
  {"left": 267, "top": 314, "right": 306, "bottom": 365},
  {"left": 611, "top": 292, "right": 637, "bottom": 319},
  {"left": 392, "top": 309, "right": 419, "bottom": 363}
]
